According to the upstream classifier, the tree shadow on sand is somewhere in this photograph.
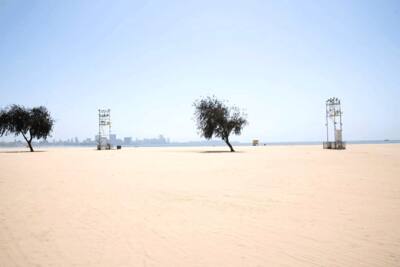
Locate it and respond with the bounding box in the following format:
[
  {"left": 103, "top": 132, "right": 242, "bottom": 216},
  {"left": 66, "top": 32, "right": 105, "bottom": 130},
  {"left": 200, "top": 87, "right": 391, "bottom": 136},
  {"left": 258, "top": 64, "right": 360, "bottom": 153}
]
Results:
[
  {"left": 199, "top": 150, "right": 244, "bottom": 153},
  {"left": 0, "top": 150, "right": 46, "bottom": 154}
]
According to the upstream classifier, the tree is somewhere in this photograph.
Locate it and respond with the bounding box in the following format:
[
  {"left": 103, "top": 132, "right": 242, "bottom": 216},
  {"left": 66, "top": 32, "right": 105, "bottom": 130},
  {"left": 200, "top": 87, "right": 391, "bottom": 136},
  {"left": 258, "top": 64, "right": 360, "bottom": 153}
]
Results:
[
  {"left": 193, "top": 96, "right": 247, "bottom": 152},
  {"left": 0, "top": 105, "right": 54, "bottom": 152}
]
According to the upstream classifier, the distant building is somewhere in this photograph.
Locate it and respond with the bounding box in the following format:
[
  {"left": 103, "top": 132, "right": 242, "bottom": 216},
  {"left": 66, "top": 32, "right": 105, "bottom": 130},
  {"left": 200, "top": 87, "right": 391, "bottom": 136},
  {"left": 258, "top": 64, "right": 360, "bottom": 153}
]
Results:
[
  {"left": 83, "top": 138, "right": 92, "bottom": 144},
  {"left": 124, "top": 137, "right": 132, "bottom": 145},
  {"left": 110, "top": 134, "right": 117, "bottom": 145}
]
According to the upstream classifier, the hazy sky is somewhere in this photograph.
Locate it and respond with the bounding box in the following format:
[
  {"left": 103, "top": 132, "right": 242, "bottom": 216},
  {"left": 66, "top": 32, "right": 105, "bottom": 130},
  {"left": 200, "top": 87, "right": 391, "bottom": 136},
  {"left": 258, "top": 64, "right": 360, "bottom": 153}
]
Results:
[{"left": 1, "top": 0, "right": 399, "bottom": 142}]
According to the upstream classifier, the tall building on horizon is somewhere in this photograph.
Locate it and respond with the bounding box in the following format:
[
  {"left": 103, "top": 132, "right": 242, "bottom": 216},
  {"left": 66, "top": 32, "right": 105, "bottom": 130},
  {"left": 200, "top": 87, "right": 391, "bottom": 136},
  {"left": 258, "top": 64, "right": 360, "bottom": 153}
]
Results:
[
  {"left": 124, "top": 137, "right": 132, "bottom": 145},
  {"left": 110, "top": 134, "right": 117, "bottom": 145}
]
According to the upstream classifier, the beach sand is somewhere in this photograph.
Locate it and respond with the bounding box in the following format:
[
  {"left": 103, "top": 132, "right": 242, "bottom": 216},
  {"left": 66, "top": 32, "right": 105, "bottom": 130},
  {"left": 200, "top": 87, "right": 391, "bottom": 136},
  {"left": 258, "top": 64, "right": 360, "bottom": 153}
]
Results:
[{"left": 0, "top": 144, "right": 399, "bottom": 266}]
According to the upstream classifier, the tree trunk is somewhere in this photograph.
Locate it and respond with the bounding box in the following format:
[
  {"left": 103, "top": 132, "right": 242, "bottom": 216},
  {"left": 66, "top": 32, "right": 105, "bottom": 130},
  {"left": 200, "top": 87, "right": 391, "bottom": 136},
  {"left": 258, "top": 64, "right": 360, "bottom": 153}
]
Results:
[
  {"left": 224, "top": 137, "right": 235, "bottom": 152},
  {"left": 22, "top": 132, "right": 34, "bottom": 152},
  {"left": 27, "top": 140, "right": 34, "bottom": 152}
]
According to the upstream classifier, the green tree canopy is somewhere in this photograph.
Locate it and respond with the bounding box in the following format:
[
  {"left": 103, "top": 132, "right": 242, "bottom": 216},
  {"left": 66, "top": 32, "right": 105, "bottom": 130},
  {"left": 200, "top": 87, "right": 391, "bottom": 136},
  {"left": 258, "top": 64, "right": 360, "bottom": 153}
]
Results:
[
  {"left": 0, "top": 105, "right": 54, "bottom": 152},
  {"left": 194, "top": 96, "right": 247, "bottom": 152}
]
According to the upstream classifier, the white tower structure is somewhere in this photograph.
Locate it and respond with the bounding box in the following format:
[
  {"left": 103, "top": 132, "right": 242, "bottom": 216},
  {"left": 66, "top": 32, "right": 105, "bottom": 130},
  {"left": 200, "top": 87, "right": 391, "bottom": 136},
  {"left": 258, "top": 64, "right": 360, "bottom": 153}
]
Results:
[
  {"left": 323, "top": 97, "right": 346, "bottom": 149},
  {"left": 97, "top": 109, "right": 111, "bottom": 150}
]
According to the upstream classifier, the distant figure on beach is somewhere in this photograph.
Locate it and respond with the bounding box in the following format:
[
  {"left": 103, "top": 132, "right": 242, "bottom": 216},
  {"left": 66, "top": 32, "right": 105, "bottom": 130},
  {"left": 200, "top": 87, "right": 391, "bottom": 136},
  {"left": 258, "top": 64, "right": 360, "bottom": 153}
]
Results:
[
  {"left": 193, "top": 96, "right": 247, "bottom": 152},
  {"left": 0, "top": 105, "right": 54, "bottom": 152}
]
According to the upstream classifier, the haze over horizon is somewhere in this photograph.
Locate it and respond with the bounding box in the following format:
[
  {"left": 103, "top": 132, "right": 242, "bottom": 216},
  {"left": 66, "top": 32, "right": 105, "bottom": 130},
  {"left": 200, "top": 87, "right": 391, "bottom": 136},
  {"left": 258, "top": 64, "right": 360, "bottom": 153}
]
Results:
[{"left": 1, "top": 0, "right": 399, "bottom": 143}]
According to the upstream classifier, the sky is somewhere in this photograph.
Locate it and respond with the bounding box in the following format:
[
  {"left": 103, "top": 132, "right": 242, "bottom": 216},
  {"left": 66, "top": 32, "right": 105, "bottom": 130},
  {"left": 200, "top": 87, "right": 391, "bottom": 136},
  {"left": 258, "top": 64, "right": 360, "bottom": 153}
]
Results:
[{"left": 0, "top": 0, "right": 399, "bottom": 142}]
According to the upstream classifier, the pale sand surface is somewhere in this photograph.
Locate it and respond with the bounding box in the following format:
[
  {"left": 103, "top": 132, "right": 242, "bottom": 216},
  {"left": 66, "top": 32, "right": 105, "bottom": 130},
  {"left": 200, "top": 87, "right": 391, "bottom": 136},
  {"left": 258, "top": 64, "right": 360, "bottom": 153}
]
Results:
[{"left": 0, "top": 144, "right": 400, "bottom": 266}]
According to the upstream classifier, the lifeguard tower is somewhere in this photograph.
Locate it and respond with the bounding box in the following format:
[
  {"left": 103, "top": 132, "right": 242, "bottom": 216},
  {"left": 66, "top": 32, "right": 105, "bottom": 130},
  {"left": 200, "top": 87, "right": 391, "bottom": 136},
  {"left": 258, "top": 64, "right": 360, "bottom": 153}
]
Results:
[
  {"left": 97, "top": 109, "right": 112, "bottom": 150},
  {"left": 323, "top": 97, "right": 346, "bottom": 149}
]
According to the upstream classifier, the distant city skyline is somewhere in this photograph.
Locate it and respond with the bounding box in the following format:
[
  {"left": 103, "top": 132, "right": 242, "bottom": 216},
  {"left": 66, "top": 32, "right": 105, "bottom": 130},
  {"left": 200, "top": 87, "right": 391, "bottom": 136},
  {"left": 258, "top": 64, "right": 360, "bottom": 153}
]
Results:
[
  {"left": 0, "top": 134, "right": 171, "bottom": 147},
  {"left": 1, "top": 1, "right": 399, "bottom": 142}
]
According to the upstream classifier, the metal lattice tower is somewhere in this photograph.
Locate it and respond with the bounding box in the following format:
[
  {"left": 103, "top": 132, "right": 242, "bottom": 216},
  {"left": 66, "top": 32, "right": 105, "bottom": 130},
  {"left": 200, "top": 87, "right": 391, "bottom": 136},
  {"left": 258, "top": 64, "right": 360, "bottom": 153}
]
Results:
[
  {"left": 97, "top": 109, "right": 111, "bottom": 150},
  {"left": 324, "top": 97, "right": 345, "bottom": 149}
]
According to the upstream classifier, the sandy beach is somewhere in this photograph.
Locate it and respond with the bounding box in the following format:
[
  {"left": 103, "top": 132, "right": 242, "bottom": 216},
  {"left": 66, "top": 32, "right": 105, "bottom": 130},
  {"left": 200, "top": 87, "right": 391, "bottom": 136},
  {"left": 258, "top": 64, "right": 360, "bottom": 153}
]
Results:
[{"left": 0, "top": 144, "right": 399, "bottom": 266}]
